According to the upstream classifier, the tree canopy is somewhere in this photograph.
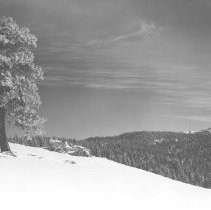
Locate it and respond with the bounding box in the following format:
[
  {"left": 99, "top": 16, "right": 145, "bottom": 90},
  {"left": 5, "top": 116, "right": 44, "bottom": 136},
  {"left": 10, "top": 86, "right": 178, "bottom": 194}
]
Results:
[{"left": 0, "top": 16, "right": 45, "bottom": 140}]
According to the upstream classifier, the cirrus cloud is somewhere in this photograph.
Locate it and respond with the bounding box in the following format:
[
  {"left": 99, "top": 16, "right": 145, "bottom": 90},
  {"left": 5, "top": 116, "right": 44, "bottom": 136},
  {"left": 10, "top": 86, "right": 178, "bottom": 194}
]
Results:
[{"left": 85, "top": 21, "right": 162, "bottom": 48}]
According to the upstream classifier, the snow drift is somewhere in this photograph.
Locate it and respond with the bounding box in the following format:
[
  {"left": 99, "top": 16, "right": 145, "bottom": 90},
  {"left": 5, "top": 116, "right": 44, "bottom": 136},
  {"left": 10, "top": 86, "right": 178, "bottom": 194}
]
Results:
[{"left": 0, "top": 143, "right": 210, "bottom": 210}]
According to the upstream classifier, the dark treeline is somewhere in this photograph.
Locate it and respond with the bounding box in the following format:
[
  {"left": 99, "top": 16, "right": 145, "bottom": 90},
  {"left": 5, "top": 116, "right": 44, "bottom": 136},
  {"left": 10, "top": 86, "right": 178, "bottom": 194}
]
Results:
[
  {"left": 9, "top": 135, "right": 77, "bottom": 151},
  {"left": 78, "top": 130, "right": 211, "bottom": 188},
  {"left": 9, "top": 129, "right": 211, "bottom": 188}
]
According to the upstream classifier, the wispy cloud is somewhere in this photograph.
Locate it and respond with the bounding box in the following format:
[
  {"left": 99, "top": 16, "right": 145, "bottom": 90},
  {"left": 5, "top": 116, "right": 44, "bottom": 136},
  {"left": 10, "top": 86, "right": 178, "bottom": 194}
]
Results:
[
  {"left": 39, "top": 60, "right": 211, "bottom": 115},
  {"left": 161, "top": 114, "right": 211, "bottom": 123},
  {"left": 85, "top": 21, "right": 162, "bottom": 48}
]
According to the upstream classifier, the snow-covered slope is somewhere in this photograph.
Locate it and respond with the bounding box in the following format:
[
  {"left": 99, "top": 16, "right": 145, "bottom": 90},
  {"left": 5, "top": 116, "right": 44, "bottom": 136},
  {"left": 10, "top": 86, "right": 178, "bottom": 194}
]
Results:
[{"left": 0, "top": 143, "right": 210, "bottom": 210}]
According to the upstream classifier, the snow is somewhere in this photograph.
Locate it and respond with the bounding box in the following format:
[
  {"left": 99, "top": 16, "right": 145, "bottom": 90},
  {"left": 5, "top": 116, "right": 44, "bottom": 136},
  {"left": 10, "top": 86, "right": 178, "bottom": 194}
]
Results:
[
  {"left": 49, "top": 138, "right": 61, "bottom": 143},
  {"left": 0, "top": 143, "right": 210, "bottom": 210},
  {"left": 183, "top": 130, "right": 198, "bottom": 134}
]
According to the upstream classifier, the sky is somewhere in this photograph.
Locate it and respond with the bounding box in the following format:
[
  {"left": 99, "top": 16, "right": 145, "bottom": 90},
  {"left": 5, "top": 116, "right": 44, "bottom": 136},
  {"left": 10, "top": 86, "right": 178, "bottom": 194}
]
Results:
[{"left": 1, "top": 0, "right": 211, "bottom": 138}]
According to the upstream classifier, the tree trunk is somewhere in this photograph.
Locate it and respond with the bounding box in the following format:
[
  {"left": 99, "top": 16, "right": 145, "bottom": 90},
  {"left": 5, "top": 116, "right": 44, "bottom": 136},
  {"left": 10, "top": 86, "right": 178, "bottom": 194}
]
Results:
[{"left": 0, "top": 107, "right": 10, "bottom": 152}]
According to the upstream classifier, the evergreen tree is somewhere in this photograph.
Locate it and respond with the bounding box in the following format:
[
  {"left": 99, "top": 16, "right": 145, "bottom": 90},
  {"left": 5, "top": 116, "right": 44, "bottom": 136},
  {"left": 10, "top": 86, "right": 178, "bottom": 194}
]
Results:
[{"left": 0, "top": 17, "right": 45, "bottom": 152}]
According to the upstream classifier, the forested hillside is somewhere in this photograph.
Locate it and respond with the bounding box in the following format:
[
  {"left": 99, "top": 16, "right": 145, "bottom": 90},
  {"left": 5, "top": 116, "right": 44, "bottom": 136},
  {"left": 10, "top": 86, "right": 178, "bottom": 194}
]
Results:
[
  {"left": 9, "top": 129, "right": 211, "bottom": 188},
  {"left": 78, "top": 130, "right": 211, "bottom": 188}
]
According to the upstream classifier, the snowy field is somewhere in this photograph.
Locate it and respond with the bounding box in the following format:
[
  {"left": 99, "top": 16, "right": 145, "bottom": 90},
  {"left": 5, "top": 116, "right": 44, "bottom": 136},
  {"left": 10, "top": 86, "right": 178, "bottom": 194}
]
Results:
[{"left": 0, "top": 143, "right": 210, "bottom": 210}]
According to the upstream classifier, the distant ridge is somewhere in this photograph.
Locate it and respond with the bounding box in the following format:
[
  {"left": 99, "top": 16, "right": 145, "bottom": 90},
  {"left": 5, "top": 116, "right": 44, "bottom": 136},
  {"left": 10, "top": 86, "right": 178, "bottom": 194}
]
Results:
[
  {"left": 199, "top": 128, "right": 211, "bottom": 134},
  {"left": 9, "top": 128, "right": 211, "bottom": 188},
  {"left": 79, "top": 128, "right": 211, "bottom": 188}
]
